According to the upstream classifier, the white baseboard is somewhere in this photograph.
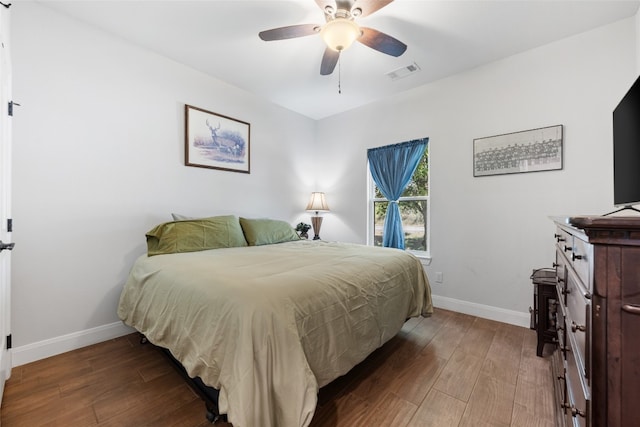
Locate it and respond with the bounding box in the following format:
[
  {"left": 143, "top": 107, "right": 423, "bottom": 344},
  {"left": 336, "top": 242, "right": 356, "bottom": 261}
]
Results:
[
  {"left": 11, "top": 321, "right": 134, "bottom": 367},
  {"left": 432, "top": 294, "right": 530, "bottom": 328}
]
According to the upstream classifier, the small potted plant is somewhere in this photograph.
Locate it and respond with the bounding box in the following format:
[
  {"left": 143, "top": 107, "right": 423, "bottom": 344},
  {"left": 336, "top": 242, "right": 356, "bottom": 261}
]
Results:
[{"left": 295, "top": 222, "right": 311, "bottom": 239}]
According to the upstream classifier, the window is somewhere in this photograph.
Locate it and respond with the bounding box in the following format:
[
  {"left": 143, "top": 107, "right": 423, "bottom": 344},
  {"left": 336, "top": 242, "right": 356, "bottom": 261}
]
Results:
[{"left": 368, "top": 147, "right": 429, "bottom": 257}]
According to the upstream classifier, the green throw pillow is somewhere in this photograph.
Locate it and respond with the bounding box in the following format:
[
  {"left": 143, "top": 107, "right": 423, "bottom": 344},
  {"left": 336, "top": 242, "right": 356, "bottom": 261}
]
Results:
[
  {"left": 239, "top": 217, "right": 301, "bottom": 246},
  {"left": 146, "top": 215, "right": 248, "bottom": 256}
]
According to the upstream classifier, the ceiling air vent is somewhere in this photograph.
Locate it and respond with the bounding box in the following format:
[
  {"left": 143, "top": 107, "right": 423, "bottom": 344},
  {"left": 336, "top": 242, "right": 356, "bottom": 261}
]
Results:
[{"left": 386, "top": 62, "right": 421, "bottom": 81}]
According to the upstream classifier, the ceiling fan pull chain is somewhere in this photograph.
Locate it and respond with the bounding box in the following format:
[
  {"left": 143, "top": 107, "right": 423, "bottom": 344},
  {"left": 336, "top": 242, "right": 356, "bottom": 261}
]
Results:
[{"left": 338, "top": 55, "right": 342, "bottom": 94}]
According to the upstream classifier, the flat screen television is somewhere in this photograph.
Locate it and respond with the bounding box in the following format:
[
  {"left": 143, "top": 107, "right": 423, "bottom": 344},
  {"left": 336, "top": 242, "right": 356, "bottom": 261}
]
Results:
[{"left": 613, "top": 74, "right": 640, "bottom": 208}]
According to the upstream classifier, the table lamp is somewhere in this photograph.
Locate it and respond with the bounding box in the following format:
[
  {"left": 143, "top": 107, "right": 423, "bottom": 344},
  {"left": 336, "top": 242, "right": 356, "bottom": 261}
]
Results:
[{"left": 306, "top": 192, "right": 330, "bottom": 240}]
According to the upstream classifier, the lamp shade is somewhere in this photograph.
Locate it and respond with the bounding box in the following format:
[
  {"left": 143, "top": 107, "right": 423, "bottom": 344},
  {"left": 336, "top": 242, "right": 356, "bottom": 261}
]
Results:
[
  {"left": 306, "top": 192, "right": 330, "bottom": 212},
  {"left": 320, "top": 18, "right": 360, "bottom": 52}
]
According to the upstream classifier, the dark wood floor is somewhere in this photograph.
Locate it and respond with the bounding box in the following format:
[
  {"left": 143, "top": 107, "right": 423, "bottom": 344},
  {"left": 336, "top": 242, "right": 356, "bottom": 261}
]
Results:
[{"left": 0, "top": 309, "right": 555, "bottom": 426}]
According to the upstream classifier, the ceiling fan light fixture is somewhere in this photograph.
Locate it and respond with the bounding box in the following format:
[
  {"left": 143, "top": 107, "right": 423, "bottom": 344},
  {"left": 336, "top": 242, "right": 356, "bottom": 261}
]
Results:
[{"left": 321, "top": 18, "right": 361, "bottom": 52}]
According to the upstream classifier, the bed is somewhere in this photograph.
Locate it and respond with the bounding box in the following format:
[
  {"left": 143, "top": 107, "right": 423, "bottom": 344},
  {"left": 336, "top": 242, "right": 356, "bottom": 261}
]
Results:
[{"left": 117, "top": 215, "right": 432, "bottom": 427}]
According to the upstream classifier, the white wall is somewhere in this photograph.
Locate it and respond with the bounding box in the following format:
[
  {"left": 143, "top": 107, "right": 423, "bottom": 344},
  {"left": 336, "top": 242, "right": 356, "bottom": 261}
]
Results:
[
  {"left": 9, "top": 3, "right": 639, "bottom": 364},
  {"left": 10, "top": 2, "right": 316, "bottom": 364},
  {"left": 316, "top": 17, "right": 637, "bottom": 321}
]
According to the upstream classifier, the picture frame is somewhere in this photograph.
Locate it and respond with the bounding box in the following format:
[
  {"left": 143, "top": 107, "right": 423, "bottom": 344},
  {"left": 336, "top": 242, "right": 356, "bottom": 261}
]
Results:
[
  {"left": 473, "top": 124, "right": 563, "bottom": 177},
  {"left": 185, "top": 104, "right": 250, "bottom": 174}
]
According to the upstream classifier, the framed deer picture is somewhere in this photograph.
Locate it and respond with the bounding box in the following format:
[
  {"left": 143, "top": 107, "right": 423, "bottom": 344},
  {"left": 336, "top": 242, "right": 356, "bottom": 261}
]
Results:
[{"left": 185, "top": 104, "right": 251, "bottom": 173}]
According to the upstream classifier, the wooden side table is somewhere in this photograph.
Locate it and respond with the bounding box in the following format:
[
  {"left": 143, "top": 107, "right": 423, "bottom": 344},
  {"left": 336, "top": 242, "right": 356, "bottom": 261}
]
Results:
[{"left": 531, "top": 268, "right": 558, "bottom": 356}]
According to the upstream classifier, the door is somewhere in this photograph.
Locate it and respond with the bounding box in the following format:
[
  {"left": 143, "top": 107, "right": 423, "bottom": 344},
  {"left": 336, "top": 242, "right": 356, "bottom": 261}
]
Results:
[{"left": 0, "top": 3, "right": 12, "bottom": 404}]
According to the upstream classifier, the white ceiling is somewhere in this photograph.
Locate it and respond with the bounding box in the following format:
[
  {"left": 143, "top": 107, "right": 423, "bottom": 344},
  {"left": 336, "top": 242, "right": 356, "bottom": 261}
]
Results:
[{"left": 37, "top": 0, "right": 640, "bottom": 120}]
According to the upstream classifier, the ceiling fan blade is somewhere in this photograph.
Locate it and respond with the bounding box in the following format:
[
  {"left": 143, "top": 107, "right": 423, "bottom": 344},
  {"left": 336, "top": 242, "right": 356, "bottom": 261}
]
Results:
[
  {"left": 352, "top": 0, "right": 394, "bottom": 18},
  {"left": 320, "top": 48, "right": 340, "bottom": 75},
  {"left": 259, "top": 24, "right": 320, "bottom": 41},
  {"left": 358, "top": 27, "right": 407, "bottom": 57}
]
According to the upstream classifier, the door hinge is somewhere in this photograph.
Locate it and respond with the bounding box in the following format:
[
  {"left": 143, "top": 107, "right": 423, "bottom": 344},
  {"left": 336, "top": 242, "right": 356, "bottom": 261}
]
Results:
[
  {"left": 6, "top": 334, "right": 11, "bottom": 350},
  {"left": 7, "top": 218, "right": 12, "bottom": 232}
]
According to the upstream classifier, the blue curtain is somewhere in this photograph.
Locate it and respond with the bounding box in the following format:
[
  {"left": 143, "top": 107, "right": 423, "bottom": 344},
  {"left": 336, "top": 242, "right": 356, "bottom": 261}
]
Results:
[{"left": 367, "top": 138, "right": 428, "bottom": 249}]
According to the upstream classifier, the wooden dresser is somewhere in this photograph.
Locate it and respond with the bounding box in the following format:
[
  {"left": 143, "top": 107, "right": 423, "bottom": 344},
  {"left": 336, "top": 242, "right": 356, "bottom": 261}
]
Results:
[{"left": 551, "top": 216, "right": 640, "bottom": 427}]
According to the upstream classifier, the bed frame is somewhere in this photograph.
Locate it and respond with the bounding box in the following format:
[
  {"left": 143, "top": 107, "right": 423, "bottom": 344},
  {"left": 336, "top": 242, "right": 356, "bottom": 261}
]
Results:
[{"left": 140, "top": 335, "right": 226, "bottom": 424}]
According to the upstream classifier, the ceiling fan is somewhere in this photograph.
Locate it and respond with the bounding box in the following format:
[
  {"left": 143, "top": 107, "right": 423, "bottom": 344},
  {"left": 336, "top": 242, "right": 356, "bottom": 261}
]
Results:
[{"left": 258, "top": 0, "right": 407, "bottom": 76}]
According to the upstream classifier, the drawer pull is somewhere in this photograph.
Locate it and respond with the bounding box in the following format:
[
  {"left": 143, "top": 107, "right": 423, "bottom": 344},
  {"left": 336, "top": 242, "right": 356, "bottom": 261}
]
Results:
[
  {"left": 622, "top": 304, "right": 640, "bottom": 315},
  {"left": 571, "top": 252, "right": 583, "bottom": 261},
  {"left": 562, "top": 288, "right": 571, "bottom": 295},
  {"left": 554, "top": 234, "right": 566, "bottom": 242},
  {"left": 571, "top": 321, "right": 586, "bottom": 333},
  {"left": 564, "top": 245, "right": 573, "bottom": 252},
  {"left": 571, "top": 407, "right": 586, "bottom": 418},
  {"left": 552, "top": 262, "right": 560, "bottom": 268}
]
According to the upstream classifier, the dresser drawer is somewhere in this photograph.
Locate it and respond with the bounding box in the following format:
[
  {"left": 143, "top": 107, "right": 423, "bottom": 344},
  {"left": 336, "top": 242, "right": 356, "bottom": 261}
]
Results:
[
  {"left": 555, "top": 250, "right": 569, "bottom": 303},
  {"left": 565, "top": 348, "right": 590, "bottom": 427},
  {"left": 570, "top": 236, "right": 592, "bottom": 292},
  {"left": 556, "top": 228, "right": 574, "bottom": 259},
  {"left": 565, "top": 269, "right": 590, "bottom": 378},
  {"left": 551, "top": 349, "right": 568, "bottom": 427},
  {"left": 556, "top": 294, "right": 566, "bottom": 345}
]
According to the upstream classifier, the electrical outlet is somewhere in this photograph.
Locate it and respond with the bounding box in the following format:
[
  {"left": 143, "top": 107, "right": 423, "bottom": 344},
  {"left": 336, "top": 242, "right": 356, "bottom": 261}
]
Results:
[{"left": 435, "top": 272, "right": 443, "bottom": 283}]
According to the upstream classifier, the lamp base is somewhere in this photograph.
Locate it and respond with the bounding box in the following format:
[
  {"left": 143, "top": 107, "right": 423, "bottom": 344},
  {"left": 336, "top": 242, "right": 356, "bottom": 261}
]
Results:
[{"left": 311, "top": 216, "right": 323, "bottom": 241}]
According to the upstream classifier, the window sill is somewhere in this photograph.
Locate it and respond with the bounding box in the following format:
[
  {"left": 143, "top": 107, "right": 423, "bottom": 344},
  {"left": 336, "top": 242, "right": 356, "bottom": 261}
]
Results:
[{"left": 408, "top": 251, "right": 431, "bottom": 265}]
